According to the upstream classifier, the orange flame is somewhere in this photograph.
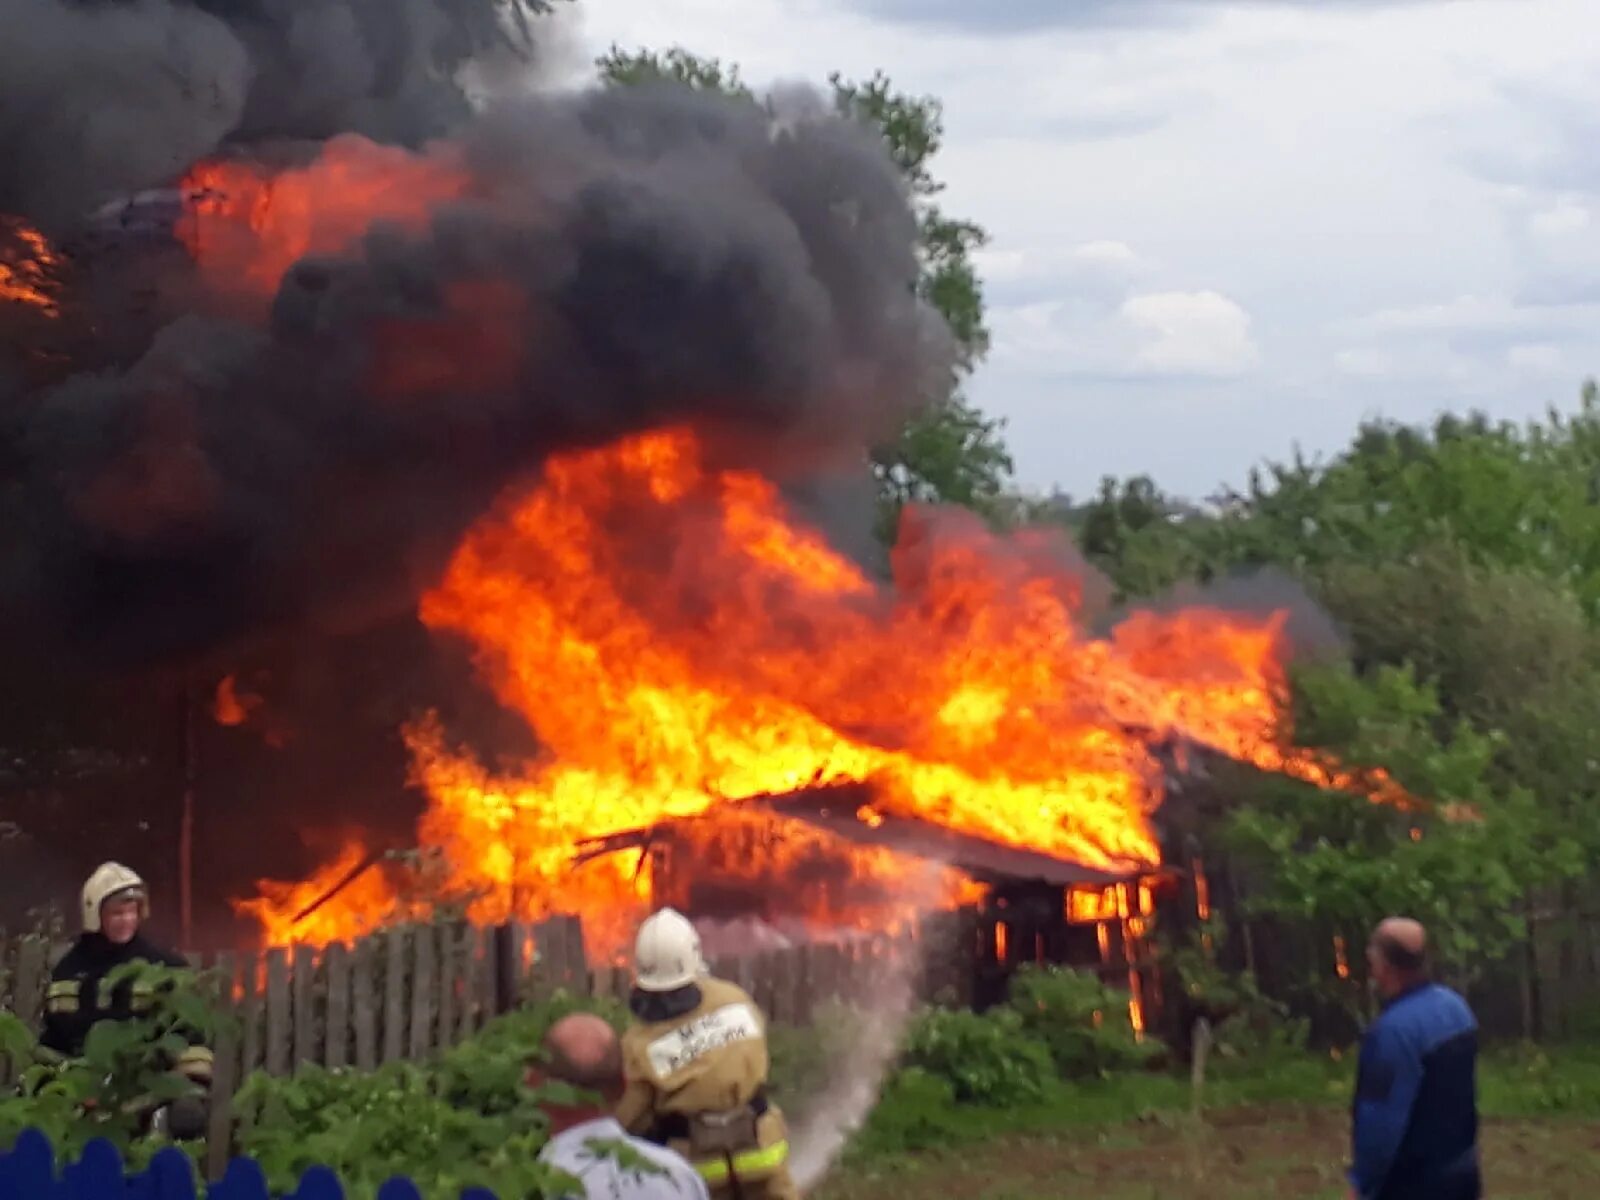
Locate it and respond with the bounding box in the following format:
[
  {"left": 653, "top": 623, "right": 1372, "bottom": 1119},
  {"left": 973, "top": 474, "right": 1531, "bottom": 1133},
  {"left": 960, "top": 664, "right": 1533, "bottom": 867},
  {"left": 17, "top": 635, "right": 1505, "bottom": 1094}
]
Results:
[
  {"left": 213, "top": 675, "right": 258, "bottom": 726},
  {"left": 242, "top": 427, "right": 1416, "bottom": 955},
  {"left": 178, "top": 136, "right": 470, "bottom": 298},
  {"left": 0, "top": 217, "right": 62, "bottom": 317}
]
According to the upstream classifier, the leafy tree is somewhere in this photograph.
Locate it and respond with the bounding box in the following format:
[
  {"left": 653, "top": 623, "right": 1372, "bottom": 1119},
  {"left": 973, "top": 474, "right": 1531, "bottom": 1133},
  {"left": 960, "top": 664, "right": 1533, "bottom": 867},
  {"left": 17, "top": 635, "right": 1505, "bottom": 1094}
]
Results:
[
  {"left": 1222, "top": 663, "right": 1585, "bottom": 1014},
  {"left": 596, "top": 48, "right": 1014, "bottom": 534}
]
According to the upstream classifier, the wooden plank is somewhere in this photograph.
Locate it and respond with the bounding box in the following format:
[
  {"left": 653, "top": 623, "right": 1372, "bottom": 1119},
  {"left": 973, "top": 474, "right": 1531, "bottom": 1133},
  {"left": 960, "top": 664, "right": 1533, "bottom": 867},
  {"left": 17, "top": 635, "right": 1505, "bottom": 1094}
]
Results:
[
  {"left": 292, "top": 944, "right": 317, "bottom": 1069},
  {"left": 324, "top": 943, "right": 351, "bottom": 1069},
  {"left": 352, "top": 937, "right": 377, "bottom": 1071},
  {"left": 383, "top": 926, "right": 408, "bottom": 1064},
  {"left": 591, "top": 963, "right": 616, "bottom": 1003},
  {"left": 492, "top": 922, "right": 517, "bottom": 1016},
  {"left": 529, "top": 920, "right": 560, "bottom": 1003},
  {"left": 204, "top": 1012, "right": 239, "bottom": 1182},
  {"left": 770, "top": 946, "right": 797, "bottom": 1027},
  {"left": 458, "top": 927, "right": 482, "bottom": 1042},
  {"left": 10, "top": 938, "right": 48, "bottom": 1037},
  {"left": 437, "top": 925, "right": 458, "bottom": 1049},
  {"left": 238, "top": 951, "right": 262, "bottom": 1077},
  {"left": 209, "top": 952, "right": 238, "bottom": 1087},
  {"left": 409, "top": 924, "right": 437, "bottom": 1061},
  {"left": 264, "top": 949, "right": 290, "bottom": 1077},
  {"left": 563, "top": 916, "right": 590, "bottom": 995},
  {"left": 478, "top": 926, "right": 500, "bottom": 1028}
]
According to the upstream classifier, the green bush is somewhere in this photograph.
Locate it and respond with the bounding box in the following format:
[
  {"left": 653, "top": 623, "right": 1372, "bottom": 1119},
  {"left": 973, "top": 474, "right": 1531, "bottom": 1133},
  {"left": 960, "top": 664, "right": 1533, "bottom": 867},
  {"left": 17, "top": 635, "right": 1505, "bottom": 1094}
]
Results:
[
  {"left": 234, "top": 990, "right": 626, "bottom": 1199},
  {"left": 1006, "top": 965, "right": 1160, "bottom": 1079},
  {"left": 899, "top": 1006, "right": 1053, "bottom": 1106},
  {"left": 0, "top": 961, "right": 228, "bottom": 1166}
]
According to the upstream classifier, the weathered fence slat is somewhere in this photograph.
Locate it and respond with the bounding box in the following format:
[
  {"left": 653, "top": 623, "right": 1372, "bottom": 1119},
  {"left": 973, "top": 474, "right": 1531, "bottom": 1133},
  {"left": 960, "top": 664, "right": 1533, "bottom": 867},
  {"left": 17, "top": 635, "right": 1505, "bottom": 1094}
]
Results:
[
  {"left": 477, "top": 925, "right": 499, "bottom": 1031},
  {"left": 264, "top": 949, "right": 290, "bottom": 1077},
  {"left": 204, "top": 1002, "right": 239, "bottom": 1182},
  {"left": 383, "top": 926, "right": 407, "bottom": 1065},
  {"left": 324, "top": 943, "right": 350, "bottom": 1069},
  {"left": 291, "top": 943, "right": 317, "bottom": 1068},
  {"left": 408, "top": 925, "right": 437, "bottom": 1061},
  {"left": 238, "top": 950, "right": 262, "bottom": 1076},
  {"left": 459, "top": 926, "right": 483, "bottom": 1042},
  {"left": 10, "top": 938, "right": 48, "bottom": 1039},
  {"left": 436, "top": 925, "right": 457, "bottom": 1049},
  {"left": 352, "top": 938, "right": 377, "bottom": 1071}
]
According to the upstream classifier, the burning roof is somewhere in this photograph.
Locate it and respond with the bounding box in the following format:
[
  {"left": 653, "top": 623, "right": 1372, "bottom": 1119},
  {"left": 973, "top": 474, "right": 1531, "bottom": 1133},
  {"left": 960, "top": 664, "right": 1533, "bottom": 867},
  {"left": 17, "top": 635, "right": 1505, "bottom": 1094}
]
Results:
[{"left": 578, "top": 786, "right": 1156, "bottom": 892}]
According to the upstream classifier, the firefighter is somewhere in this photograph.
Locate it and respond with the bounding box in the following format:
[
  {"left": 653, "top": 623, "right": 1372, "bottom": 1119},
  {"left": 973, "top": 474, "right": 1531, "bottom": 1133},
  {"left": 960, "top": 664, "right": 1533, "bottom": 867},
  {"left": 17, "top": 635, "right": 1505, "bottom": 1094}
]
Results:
[
  {"left": 615, "top": 908, "right": 797, "bottom": 1200},
  {"left": 39, "top": 862, "right": 213, "bottom": 1138}
]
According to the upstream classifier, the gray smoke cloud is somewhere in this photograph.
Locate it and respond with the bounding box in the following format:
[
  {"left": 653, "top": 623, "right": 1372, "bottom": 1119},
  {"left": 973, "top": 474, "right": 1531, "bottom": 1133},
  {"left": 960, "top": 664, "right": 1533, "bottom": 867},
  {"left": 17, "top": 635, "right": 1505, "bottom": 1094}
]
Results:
[
  {"left": 0, "top": 0, "right": 563, "bottom": 229},
  {"left": 2, "top": 70, "right": 952, "bottom": 672}
]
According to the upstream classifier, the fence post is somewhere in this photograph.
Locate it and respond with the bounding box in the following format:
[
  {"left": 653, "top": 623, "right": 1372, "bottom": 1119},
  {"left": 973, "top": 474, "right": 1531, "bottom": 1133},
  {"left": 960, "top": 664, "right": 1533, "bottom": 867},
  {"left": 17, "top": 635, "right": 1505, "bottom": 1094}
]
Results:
[
  {"left": 291, "top": 944, "right": 317, "bottom": 1069},
  {"left": 324, "top": 943, "right": 350, "bottom": 1069},
  {"left": 4, "top": 939, "right": 48, "bottom": 1085},
  {"left": 205, "top": 1009, "right": 239, "bottom": 1182},
  {"left": 493, "top": 922, "right": 519, "bottom": 1015},
  {"left": 383, "top": 926, "right": 408, "bottom": 1064},
  {"left": 408, "top": 926, "right": 437, "bottom": 1061},
  {"left": 238, "top": 951, "right": 262, "bottom": 1078},
  {"left": 264, "top": 949, "right": 290, "bottom": 1077},
  {"left": 352, "top": 936, "right": 377, "bottom": 1070}
]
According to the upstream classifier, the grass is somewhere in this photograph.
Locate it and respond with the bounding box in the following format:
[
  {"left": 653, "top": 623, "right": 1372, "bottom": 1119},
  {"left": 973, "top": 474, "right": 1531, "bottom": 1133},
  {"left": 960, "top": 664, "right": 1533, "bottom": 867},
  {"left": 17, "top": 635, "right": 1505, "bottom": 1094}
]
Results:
[{"left": 815, "top": 1046, "right": 1600, "bottom": 1200}]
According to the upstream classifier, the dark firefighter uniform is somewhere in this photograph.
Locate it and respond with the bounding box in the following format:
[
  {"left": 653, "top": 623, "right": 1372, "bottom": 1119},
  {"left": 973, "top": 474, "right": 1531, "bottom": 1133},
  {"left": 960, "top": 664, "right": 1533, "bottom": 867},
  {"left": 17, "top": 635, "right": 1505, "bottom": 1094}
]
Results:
[{"left": 40, "top": 862, "right": 214, "bottom": 1135}]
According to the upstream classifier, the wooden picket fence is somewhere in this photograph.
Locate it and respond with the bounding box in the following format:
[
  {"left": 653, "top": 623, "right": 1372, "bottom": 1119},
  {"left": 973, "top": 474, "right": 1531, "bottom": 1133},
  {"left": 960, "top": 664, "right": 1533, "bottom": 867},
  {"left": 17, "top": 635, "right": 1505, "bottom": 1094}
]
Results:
[{"left": 0, "top": 910, "right": 979, "bottom": 1181}]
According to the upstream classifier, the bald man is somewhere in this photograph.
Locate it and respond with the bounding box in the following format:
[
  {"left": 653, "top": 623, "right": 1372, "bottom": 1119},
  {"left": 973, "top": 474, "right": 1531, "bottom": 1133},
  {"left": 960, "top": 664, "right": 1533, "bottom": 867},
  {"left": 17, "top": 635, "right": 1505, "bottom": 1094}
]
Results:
[
  {"left": 1349, "top": 918, "right": 1481, "bottom": 1200},
  {"left": 530, "top": 1014, "right": 710, "bottom": 1200}
]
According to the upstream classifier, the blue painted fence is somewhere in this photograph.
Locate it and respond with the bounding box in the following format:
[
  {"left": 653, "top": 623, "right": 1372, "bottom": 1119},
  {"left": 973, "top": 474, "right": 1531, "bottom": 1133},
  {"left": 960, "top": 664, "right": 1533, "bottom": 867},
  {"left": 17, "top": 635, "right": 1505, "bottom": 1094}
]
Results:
[{"left": 0, "top": 1129, "right": 502, "bottom": 1200}]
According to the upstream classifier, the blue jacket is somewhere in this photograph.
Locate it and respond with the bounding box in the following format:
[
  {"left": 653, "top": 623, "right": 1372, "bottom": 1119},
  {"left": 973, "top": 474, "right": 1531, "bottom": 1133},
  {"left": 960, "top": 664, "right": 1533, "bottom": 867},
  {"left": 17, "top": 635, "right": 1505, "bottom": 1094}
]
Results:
[{"left": 1350, "top": 982, "right": 1480, "bottom": 1200}]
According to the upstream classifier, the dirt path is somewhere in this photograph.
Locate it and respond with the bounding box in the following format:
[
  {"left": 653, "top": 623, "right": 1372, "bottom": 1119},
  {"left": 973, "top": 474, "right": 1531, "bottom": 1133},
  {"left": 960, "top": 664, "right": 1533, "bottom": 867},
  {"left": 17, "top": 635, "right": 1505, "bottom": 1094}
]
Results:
[{"left": 817, "top": 1107, "right": 1600, "bottom": 1199}]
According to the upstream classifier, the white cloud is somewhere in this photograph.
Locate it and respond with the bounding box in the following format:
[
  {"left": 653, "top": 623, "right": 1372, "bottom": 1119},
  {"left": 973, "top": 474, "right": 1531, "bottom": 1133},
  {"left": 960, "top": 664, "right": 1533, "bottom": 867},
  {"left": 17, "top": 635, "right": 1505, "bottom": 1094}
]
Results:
[
  {"left": 577, "top": 0, "right": 1600, "bottom": 495},
  {"left": 1119, "top": 291, "right": 1260, "bottom": 376},
  {"left": 1507, "top": 343, "right": 1564, "bottom": 373},
  {"left": 1529, "top": 200, "right": 1592, "bottom": 238}
]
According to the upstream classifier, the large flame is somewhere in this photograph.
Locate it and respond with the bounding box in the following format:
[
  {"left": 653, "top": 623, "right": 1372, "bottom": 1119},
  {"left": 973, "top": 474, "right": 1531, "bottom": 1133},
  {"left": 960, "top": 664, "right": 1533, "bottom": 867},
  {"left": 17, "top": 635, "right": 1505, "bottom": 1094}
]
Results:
[{"left": 242, "top": 428, "right": 1395, "bottom": 954}]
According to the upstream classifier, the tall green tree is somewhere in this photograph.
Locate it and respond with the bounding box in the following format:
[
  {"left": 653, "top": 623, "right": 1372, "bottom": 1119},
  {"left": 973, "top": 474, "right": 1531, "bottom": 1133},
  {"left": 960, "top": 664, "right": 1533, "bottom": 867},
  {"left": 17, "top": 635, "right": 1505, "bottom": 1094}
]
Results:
[{"left": 595, "top": 47, "right": 1014, "bottom": 535}]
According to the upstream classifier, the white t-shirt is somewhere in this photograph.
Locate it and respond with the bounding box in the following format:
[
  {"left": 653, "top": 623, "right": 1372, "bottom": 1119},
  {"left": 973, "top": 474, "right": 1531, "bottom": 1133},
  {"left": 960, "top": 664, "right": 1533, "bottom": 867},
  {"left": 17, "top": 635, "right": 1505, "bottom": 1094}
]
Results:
[{"left": 538, "top": 1117, "right": 710, "bottom": 1200}]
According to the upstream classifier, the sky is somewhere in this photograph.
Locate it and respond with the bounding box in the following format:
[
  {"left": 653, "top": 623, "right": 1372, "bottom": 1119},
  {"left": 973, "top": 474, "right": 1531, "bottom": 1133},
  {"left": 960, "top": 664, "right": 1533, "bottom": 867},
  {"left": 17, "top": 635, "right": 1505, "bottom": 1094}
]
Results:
[{"left": 556, "top": 0, "right": 1600, "bottom": 501}]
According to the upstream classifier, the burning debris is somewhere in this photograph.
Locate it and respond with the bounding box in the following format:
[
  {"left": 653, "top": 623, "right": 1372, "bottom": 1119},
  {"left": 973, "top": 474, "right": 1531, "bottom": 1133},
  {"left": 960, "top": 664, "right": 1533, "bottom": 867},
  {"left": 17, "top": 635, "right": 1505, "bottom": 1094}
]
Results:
[{"left": 0, "top": 218, "right": 64, "bottom": 318}]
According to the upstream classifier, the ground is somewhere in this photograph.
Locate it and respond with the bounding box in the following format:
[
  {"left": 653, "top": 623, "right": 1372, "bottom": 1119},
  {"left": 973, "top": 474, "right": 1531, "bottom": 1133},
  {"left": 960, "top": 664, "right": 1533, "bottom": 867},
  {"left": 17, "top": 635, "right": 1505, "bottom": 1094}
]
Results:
[
  {"left": 808, "top": 1046, "right": 1600, "bottom": 1200},
  {"left": 820, "top": 1106, "right": 1600, "bottom": 1199}
]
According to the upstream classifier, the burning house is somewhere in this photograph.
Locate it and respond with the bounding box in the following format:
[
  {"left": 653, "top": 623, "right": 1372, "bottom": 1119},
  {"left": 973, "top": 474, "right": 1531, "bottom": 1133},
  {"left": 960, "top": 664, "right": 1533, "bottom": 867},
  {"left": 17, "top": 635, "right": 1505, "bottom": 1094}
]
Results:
[{"left": 0, "top": 0, "right": 1404, "bottom": 978}]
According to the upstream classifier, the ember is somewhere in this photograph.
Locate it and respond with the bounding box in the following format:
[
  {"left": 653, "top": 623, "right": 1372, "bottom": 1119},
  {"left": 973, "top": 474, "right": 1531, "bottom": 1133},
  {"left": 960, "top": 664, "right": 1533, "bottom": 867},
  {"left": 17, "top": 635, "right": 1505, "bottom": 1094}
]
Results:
[
  {"left": 0, "top": 217, "right": 62, "bottom": 318},
  {"left": 241, "top": 427, "right": 1411, "bottom": 956}
]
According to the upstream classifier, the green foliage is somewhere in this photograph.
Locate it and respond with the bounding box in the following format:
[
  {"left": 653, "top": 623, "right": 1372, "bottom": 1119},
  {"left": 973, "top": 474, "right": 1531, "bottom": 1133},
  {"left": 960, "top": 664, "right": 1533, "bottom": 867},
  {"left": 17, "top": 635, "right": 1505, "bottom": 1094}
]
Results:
[
  {"left": 1006, "top": 966, "right": 1158, "bottom": 1079},
  {"left": 1224, "top": 663, "right": 1584, "bottom": 1006},
  {"left": 1164, "top": 921, "right": 1306, "bottom": 1061},
  {"left": 235, "top": 1060, "right": 560, "bottom": 1200},
  {"left": 0, "top": 962, "right": 227, "bottom": 1165},
  {"left": 233, "top": 991, "right": 623, "bottom": 1199},
  {"left": 594, "top": 45, "right": 754, "bottom": 100},
  {"left": 899, "top": 1007, "right": 1054, "bottom": 1105}
]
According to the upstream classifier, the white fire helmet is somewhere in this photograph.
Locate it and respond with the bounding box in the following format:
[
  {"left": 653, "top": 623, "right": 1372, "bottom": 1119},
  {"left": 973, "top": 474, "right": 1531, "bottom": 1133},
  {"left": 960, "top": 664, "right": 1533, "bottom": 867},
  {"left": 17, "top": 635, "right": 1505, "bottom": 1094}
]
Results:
[
  {"left": 81, "top": 862, "right": 149, "bottom": 933},
  {"left": 632, "top": 907, "right": 707, "bottom": 993}
]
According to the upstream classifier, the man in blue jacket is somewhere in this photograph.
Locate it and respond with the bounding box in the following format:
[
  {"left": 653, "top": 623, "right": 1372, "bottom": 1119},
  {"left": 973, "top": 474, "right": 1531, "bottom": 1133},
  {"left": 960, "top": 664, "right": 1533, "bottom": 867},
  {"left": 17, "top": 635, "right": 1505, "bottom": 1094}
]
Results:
[{"left": 1349, "top": 917, "right": 1481, "bottom": 1200}]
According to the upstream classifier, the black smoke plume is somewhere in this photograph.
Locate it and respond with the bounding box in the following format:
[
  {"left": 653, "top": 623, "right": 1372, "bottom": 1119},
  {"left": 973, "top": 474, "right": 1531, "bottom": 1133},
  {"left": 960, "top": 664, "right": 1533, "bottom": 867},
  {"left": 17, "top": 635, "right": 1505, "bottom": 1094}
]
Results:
[{"left": 2, "top": 26, "right": 952, "bottom": 673}]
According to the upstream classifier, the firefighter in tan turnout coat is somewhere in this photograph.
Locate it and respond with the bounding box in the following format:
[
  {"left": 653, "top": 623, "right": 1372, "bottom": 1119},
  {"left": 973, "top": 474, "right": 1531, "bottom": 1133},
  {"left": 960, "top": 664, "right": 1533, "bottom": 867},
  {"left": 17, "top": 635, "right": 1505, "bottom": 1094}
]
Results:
[{"left": 616, "top": 908, "right": 798, "bottom": 1200}]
